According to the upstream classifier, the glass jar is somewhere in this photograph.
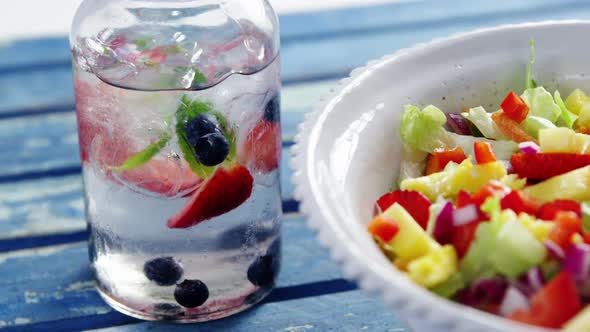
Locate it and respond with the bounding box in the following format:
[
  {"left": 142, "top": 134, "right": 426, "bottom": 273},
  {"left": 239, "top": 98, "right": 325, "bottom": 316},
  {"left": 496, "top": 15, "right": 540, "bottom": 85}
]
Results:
[{"left": 70, "top": 0, "right": 281, "bottom": 322}]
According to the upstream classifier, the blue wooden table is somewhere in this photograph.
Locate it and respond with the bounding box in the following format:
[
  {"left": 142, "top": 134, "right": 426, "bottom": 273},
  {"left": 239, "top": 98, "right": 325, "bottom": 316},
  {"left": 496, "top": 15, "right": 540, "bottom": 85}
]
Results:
[{"left": 2, "top": 1, "right": 590, "bottom": 331}]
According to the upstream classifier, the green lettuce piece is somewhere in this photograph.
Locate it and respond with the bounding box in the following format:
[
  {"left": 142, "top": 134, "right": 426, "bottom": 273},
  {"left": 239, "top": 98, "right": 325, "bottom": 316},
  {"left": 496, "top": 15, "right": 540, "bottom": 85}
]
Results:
[
  {"left": 522, "top": 115, "right": 556, "bottom": 139},
  {"left": 525, "top": 39, "right": 537, "bottom": 90},
  {"left": 488, "top": 217, "right": 547, "bottom": 278},
  {"left": 582, "top": 202, "right": 590, "bottom": 234},
  {"left": 462, "top": 196, "right": 546, "bottom": 281},
  {"left": 462, "top": 106, "right": 507, "bottom": 140},
  {"left": 521, "top": 87, "right": 561, "bottom": 123},
  {"left": 460, "top": 222, "right": 499, "bottom": 283},
  {"left": 450, "top": 133, "right": 518, "bottom": 161},
  {"left": 431, "top": 272, "right": 465, "bottom": 298},
  {"left": 555, "top": 90, "right": 579, "bottom": 129},
  {"left": 481, "top": 196, "right": 501, "bottom": 223},
  {"left": 400, "top": 105, "right": 451, "bottom": 153},
  {"left": 109, "top": 132, "right": 171, "bottom": 172},
  {"left": 397, "top": 143, "right": 428, "bottom": 187},
  {"left": 401, "top": 105, "right": 518, "bottom": 160}
]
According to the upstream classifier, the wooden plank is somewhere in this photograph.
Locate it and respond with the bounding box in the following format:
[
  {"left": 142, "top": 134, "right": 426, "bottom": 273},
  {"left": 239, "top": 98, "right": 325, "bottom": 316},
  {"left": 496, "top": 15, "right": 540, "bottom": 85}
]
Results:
[
  {"left": 0, "top": 111, "right": 305, "bottom": 178},
  {"left": 0, "top": 148, "right": 296, "bottom": 241},
  {"left": 3, "top": 2, "right": 590, "bottom": 115},
  {"left": 88, "top": 291, "right": 408, "bottom": 332},
  {"left": 0, "top": 215, "right": 355, "bottom": 330},
  {"left": 0, "top": 81, "right": 332, "bottom": 240},
  {"left": 279, "top": 0, "right": 585, "bottom": 41},
  {"left": 0, "top": 79, "right": 334, "bottom": 178},
  {"left": 0, "top": 0, "right": 583, "bottom": 69}
]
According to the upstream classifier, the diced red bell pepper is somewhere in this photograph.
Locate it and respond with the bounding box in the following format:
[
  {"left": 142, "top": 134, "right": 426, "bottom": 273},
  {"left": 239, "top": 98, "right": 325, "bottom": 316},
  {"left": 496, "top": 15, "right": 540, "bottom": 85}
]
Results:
[
  {"left": 471, "top": 181, "right": 509, "bottom": 206},
  {"left": 511, "top": 153, "right": 590, "bottom": 181},
  {"left": 375, "top": 190, "right": 431, "bottom": 229},
  {"left": 474, "top": 141, "right": 497, "bottom": 164},
  {"left": 584, "top": 233, "right": 590, "bottom": 245},
  {"left": 492, "top": 111, "right": 538, "bottom": 144},
  {"left": 425, "top": 147, "right": 467, "bottom": 175},
  {"left": 453, "top": 221, "right": 482, "bottom": 258},
  {"left": 538, "top": 200, "right": 582, "bottom": 221},
  {"left": 456, "top": 190, "right": 474, "bottom": 208},
  {"left": 500, "top": 190, "right": 541, "bottom": 216},
  {"left": 548, "top": 211, "right": 583, "bottom": 250},
  {"left": 368, "top": 214, "right": 400, "bottom": 243},
  {"left": 509, "top": 271, "right": 581, "bottom": 329},
  {"left": 501, "top": 91, "right": 529, "bottom": 124}
]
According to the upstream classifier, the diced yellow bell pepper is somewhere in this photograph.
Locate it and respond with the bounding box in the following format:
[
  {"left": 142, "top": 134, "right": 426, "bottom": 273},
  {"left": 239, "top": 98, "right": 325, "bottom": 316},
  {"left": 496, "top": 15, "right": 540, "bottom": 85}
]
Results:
[
  {"left": 564, "top": 305, "right": 590, "bottom": 332},
  {"left": 572, "top": 133, "right": 590, "bottom": 154},
  {"left": 501, "top": 174, "right": 527, "bottom": 191},
  {"left": 401, "top": 159, "right": 506, "bottom": 201},
  {"left": 565, "top": 88, "right": 590, "bottom": 115},
  {"left": 539, "top": 127, "right": 574, "bottom": 153},
  {"left": 518, "top": 213, "right": 554, "bottom": 242},
  {"left": 579, "top": 104, "right": 590, "bottom": 129},
  {"left": 524, "top": 166, "right": 590, "bottom": 204},
  {"left": 383, "top": 203, "right": 440, "bottom": 261},
  {"left": 572, "top": 233, "right": 584, "bottom": 245},
  {"left": 538, "top": 127, "right": 590, "bottom": 154},
  {"left": 407, "top": 245, "right": 458, "bottom": 288}
]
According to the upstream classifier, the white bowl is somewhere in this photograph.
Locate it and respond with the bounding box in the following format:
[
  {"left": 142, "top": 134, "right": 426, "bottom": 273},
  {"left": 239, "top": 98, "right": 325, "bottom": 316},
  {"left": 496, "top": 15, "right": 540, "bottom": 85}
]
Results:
[{"left": 291, "top": 21, "right": 590, "bottom": 332}]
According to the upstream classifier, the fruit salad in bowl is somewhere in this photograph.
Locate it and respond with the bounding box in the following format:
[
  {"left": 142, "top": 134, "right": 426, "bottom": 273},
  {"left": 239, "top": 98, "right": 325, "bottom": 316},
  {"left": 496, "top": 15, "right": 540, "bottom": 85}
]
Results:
[
  {"left": 368, "top": 41, "right": 590, "bottom": 330},
  {"left": 292, "top": 21, "right": 590, "bottom": 332}
]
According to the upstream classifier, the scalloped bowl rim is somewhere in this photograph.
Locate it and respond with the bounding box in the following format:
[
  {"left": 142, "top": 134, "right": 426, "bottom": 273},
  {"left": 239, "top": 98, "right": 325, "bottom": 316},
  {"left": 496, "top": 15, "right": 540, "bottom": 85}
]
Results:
[{"left": 289, "top": 20, "right": 590, "bottom": 332}]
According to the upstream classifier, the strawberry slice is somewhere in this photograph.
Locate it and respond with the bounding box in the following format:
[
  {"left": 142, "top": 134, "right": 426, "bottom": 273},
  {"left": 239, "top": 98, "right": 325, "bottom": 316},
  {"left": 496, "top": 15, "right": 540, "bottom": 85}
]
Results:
[
  {"left": 375, "top": 190, "right": 431, "bottom": 229},
  {"left": 511, "top": 153, "right": 590, "bottom": 180},
  {"left": 238, "top": 120, "right": 281, "bottom": 173},
  {"left": 538, "top": 200, "right": 582, "bottom": 221},
  {"left": 168, "top": 164, "right": 254, "bottom": 228},
  {"left": 118, "top": 160, "right": 201, "bottom": 197},
  {"left": 75, "top": 80, "right": 200, "bottom": 197}
]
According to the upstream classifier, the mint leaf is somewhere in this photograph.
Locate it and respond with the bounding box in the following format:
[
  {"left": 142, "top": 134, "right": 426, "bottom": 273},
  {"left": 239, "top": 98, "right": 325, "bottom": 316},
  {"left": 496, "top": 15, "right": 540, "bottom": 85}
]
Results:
[
  {"left": 109, "top": 132, "right": 171, "bottom": 172},
  {"left": 175, "top": 96, "right": 216, "bottom": 178},
  {"left": 133, "top": 38, "right": 152, "bottom": 50},
  {"left": 191, "top": 70, "right": 207, "bottom": 87}
]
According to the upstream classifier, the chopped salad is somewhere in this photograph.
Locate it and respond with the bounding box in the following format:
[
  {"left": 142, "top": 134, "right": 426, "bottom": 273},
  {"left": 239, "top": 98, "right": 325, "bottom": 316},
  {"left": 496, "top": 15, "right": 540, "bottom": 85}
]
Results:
[{"left": 368, "top": 40, "right": 590, "bottom": 330}]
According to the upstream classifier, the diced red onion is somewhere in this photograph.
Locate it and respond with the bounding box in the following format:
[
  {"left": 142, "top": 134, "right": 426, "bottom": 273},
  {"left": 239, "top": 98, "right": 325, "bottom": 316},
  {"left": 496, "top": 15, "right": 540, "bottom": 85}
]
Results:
[
  {"left": 499, "top": 286, "right": 530, "bottom": 317},
  {"left": 564, "top": 243, "right": 590, "bottom": 280},
  {"left": 577, "top": 278, "right": 590, "bottom": 300},
  {"left": 500, "top": 160, "right": 513, "bottom": 174},
  {"left": 453, "top": 204, "right": 479, "bottom": 226},
  {"left": 526, "top": 267, "right": 545, "bottom": 292},
  {"left": 447, "top": 113, "right": 472, "bottom": 136},
  {"left": 544, "top": 239, "right": 565, "bottom": 260},
  {"left": 457, "top": 277, "right": 508, "bottom": 306},
  {"left": 518, "top": 141, "right": 540, "bottom": 155},
  {"left": 433, "top": 201, "right": 454, "bottom": 244},
  {"left": 515, "top": 267, "right": 545, "bottom": 296}
]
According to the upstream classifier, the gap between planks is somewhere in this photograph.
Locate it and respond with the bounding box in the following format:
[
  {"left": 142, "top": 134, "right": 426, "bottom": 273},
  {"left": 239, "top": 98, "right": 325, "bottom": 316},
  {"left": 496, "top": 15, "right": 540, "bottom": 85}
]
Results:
[{"left": 0, "top": 208, "right": 302, "bottom": 253}]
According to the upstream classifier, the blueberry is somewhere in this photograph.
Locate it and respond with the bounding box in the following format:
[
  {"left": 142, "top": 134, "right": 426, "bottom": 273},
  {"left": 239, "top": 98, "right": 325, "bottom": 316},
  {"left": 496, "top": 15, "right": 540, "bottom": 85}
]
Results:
[
  {"left": 184, "top": 114, "right": 218, "bottom": 147},
  {"left": 154, "top": 303, "right": 184, "bottom": 315},
  {"left": 247, "top": 242, "right": 281, "bottom": 287},
  {"left": 143, "top": 257, "right": 183, "bottom": 286},
  {"left": 263, "top": 95, "right": 281, "bottom": 123},
  {"left": 194, "top": 132, "right": 230, "bottom": 166},
  {"left": 174, "top": 279, "right": 209, "bottom": 308}
]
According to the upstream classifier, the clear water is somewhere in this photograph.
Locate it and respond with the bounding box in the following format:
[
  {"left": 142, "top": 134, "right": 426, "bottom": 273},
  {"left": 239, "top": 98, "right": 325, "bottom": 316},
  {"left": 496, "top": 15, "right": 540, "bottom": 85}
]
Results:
[{"left": 72, "top": 25, "right": 282, "bottom": 321}]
